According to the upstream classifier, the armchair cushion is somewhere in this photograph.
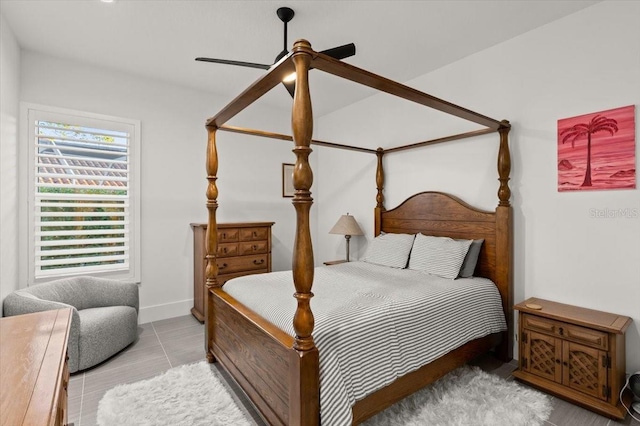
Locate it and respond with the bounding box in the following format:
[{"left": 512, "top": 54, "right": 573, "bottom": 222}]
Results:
[{"left": 77, "top": 306, "right": 138, "bottom": 371}]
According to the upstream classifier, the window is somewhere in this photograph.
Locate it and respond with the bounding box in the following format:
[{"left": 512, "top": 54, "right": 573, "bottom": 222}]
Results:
[{"left": 26, "top": 105, "right": 140, "bottom": 282}]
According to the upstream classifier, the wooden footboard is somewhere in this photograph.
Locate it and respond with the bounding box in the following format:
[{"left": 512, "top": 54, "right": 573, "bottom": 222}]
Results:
[
  {"left": 210, "top": 284, "right": 500, "bottom": 426},
  {"left": 209, "top": 288, "right": 319, "bottom": 426},
  {"left": 352, "top": 332, "right": 502, "bottom": 424}
]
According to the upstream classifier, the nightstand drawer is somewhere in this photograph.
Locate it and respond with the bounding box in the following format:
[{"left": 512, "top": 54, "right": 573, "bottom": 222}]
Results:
[
  {"left": 563, "top": 324, "right": 608, "bottom": 350},
  {"left": 522, "top": 314, "right": 556, "bottom": 334},
  {"left": 522, "top": 314, "right": 608, "bottom": 350}
]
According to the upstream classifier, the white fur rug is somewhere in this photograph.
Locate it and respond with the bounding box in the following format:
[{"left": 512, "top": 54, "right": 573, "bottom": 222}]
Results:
[
  {"left": 97, "top": 362, "right": 552, "bottom": 426},
  {"left": 97, "top": 362, "right": 253, "bottom": 426},
  {"left": 364, "top": 365, "right": 552, "bottom": 426}
]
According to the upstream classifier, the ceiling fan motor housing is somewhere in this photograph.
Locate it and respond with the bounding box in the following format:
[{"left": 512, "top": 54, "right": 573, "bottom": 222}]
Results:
[{"left": 277, "top": 7, "right": 295, "bottom": 23}]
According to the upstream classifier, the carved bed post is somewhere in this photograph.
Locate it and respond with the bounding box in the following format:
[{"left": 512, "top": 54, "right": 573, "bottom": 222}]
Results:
[
  {"left": 205, "top": 124, "right": 220, "bottom": 363},
  {"left": 497, "top": 120, "right": 512, "bottom": 208},
  {"left": 289, "top": 39, "right": 320, "bottom": 426},
  {"left": 374, "top": 148, "right": 385, "bottom": 236},
  {"left": 291, "top": 39, "right": 315, "bottom": 351},
  {"left": 495, "top": 119, "right": 513, "bottom": 361}
]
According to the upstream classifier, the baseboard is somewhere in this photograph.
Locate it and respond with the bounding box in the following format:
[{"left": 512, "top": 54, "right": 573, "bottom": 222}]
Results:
[{"left": 138, "top": 298, "right": 193, "bottom": 324}]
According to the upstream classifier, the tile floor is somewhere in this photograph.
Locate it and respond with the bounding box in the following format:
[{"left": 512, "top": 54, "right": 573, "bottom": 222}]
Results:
[{"left": 68, "top": 314, "right": 639, "bottom": 426}]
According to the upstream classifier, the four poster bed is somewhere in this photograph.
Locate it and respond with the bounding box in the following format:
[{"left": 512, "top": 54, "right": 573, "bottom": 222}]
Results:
[{"left": 204, "top": 39, "right": 513, "bottom": 425}]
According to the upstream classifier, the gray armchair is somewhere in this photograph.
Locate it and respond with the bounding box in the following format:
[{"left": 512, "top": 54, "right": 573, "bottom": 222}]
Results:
[{"left": 3, "top": 276, "right": 138, "bottom": 373}]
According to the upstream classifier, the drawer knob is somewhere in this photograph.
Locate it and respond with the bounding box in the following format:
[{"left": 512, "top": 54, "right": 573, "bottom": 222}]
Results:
[
  {"left": 223, "top": 247, "right": 228, "bottom": 253},
  {"left": 219, "top": 263, "right": 228, "bottom": 269},
  {"left": 253, "top": 245, "right": 258, "bottom": 250},
  {"left": 558, "top": 327, "right": 564, "bottom": 336},
  {"left": 253, "top": 259, "right": 265, "bottom": 265},
  {"left": 222, "top": 233, "right": 226, "bottom": 239}
]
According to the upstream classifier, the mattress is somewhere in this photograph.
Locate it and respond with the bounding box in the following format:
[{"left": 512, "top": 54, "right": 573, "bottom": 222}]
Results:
[{"left": 223, "top": 261, "right": 507, "bottom": 425}]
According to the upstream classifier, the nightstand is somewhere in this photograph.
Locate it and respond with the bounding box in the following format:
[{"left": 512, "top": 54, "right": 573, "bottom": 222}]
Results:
[
  {"left": 323, "top": 260, "right": 348, "bottom": 266},
  {"left": 513, "top": 297, "right": 632, "bottom": 419}
]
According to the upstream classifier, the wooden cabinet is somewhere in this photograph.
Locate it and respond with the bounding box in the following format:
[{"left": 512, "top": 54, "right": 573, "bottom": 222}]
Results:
[
  {"left": 513, "top": 297, "right": 632, "bottom": 419},
  {"left": 190, "top": 222, "right": 274, "bottom": 322},
  {"left": 1, "top": 309, "right": 72, "bottom": 426}
]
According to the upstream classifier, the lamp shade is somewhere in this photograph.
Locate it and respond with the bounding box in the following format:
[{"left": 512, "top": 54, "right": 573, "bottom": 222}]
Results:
[{"left": 329, "top": 214, "right": 363, "bottom": 236}]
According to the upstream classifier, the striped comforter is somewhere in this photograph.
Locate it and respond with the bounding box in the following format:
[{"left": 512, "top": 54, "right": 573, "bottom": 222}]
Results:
[{"left": 223, "top": 261, "right": 507, "bottom": 426}]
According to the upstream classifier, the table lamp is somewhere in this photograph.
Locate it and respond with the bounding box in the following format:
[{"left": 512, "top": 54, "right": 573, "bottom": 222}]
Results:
[{"left": 329, "top": 213, "right": 363, "bottom": 262}]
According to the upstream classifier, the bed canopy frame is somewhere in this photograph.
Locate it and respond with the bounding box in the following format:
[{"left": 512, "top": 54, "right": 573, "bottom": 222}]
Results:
[{"left": 204, "top": 39, "right": 512, "bottom": 425}]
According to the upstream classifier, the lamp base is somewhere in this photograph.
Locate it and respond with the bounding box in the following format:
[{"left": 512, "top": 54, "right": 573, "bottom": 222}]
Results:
[{"left": 345, "top": 234, "right": 351, "bottom": 262}]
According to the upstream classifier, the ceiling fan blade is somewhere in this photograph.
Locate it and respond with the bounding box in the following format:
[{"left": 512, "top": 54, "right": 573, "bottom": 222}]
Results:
[
  {"left": 320, "top": 43, "right": 356, "bottom": 60},
  {"left": 274, "top": 48, "right": 289, "bottom": 64},
  {"left": 195, "top": 57, "right": 271, "bottom": 70},
  {"left": 283, "top": 80, "right": 296, "bottom": 98}
]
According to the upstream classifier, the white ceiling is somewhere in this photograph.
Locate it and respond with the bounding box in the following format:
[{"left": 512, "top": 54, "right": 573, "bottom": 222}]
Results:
[{"left": 1, "top": 0, "right": 599, "bottom": 115}]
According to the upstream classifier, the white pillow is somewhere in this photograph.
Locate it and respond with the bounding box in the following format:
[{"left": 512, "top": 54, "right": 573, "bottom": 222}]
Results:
[
  {"left": 361, "top": 233, "right": 415, "bottom": 268},
  {"left": 408, "top": 234, "right": 473, "bottom": 279}
]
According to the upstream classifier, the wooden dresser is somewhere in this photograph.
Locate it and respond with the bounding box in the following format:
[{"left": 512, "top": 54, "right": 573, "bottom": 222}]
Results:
[
  {"left": 513, "top": 297, "right": 632, "bottom": 419},
  {"left": 190, "top": 222, "right": 274, "bottom": 322},
  {"left": 1, "top": 308, "right": 72, "bottom": 426}
]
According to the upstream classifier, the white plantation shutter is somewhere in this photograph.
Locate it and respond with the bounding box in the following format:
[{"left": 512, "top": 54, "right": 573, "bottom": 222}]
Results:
[{"left": 27, "top": 105, "right": 140, "bottom": 282}]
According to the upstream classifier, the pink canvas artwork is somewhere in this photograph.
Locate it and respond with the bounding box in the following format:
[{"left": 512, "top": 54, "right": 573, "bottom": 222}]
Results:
[{"left": 558, "top": 105, "right": 636, "bottom": 191}]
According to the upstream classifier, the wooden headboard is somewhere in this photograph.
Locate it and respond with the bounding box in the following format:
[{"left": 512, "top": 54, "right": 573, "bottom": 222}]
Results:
[{"left": 375, "top": 191, "right": 513, "bottom": 359}]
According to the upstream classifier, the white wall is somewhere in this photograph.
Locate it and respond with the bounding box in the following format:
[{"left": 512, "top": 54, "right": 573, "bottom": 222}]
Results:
[
  {"left": 317, "top": 1, "right": 640, "bottom": 372},
  {"left": 0, "top": 13, "right": 21, "bottom": 304},
  {"left": 16, "top": 51, "right": 316, "bottom": 322}
]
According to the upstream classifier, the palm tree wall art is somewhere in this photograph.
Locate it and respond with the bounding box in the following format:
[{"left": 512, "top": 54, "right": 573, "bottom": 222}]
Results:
[{"left": 557, "top": 105, "right": 636, "bottom": 191}]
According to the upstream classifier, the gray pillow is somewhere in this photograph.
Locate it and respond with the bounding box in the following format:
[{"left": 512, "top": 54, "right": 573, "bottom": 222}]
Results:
[{"left": 458, "top": 239, "right": 484, "bottom": 278}]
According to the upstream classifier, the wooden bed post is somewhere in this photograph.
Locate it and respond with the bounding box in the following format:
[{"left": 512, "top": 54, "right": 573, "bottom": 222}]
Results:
[
  {"left": 205, "top": 124, "right": 220, "bottom": 363},
  {"left": 497, "top": 120, "right": 512, "bottom": 208},
  {"left": 495, "top": 119, "right": 513, "bottom": 361},
  {"left": 374, "top": 148, "right": 385, "bottom": 236},
  {"left": 289, "top": 39, "right": 320, "bottom": 426},
  {"left": 291, "top": 39, "right": 315, "bottom": 351}
]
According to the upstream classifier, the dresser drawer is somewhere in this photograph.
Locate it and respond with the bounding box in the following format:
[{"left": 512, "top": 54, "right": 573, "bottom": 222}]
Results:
[
  {"left": 239, "top": 241, "right": 268, "bottom": 255},
  {"left": 218, "top": 228, "right": 239, "bottom": 242},
  {"left": 217, "top": 254, "right": 269, "bottom": 274},
  {"left": 522, "top": 314, "right": 608, "bottom": 350},
  {"left": 217, "top": 243, "right": 239, "bottom": 257},
  {"left": 239, "top": 227, "right": 269, "bottom": 241}
]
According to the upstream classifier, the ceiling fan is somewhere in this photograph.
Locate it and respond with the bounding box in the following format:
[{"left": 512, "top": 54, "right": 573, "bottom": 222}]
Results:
[{"left": 195, "top": 7, "right": 356, "bottom": 97}]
